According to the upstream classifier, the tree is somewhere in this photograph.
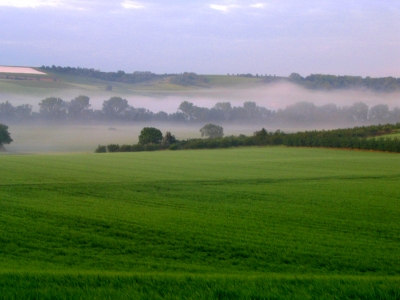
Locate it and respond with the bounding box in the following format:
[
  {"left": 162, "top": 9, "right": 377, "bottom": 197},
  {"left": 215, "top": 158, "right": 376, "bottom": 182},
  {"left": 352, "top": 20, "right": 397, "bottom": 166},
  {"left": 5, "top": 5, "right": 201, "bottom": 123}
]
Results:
[
  {"left": 138, "top": 127, "right": 163, "bottom": 144},
  {"left": 39, "top": 97, "right": 67, "bottom": 120},
  {"left": 161, "top": 131, "right": 177, "bottom": 147},
  {"left": 200, "top": 123, "right": 224, "bottom": 139},
  {"left": 369, "top": 104, "right": 390, "bottom": 123},
  {"left": 102, "top": 97, "right": 129, "bottom": 120},
  {"left": 0, "top": 124, "right": 13, "bottom": 151},
  {"left": 68, "top": 95, "right": 91, "bottom": 120},
  {"left": 0, "top": 101, "right": 16, "bottom": 121},
  {"left": 254, "top": 128, "right": 268, "bottom": 144},
  {"left": 178, "top": 101, "right": 195, "bottom": 121}
]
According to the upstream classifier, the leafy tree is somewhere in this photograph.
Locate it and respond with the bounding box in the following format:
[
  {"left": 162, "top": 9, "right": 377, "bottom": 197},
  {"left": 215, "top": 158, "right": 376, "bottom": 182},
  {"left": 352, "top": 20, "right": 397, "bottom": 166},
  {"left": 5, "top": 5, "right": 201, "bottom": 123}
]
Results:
[
  {"left": 102, "top": 97, "right": 129, "bottom": 120},
  {"left": 178, "top": 101, "right": 195, "bottom": 121},
  {"left": 0, "top": 101, "right": 16, "bottom": 121},
  {"left": 15, "top": 104, "right": 32, "bottom": 121},
  {"left": 214, "top": 102, "right": 232, "bottom": 121},
  {"left": 161, "top": 131, "right": 177, "bottom": 147},
  {"left": 0, "top": 124, "right": 13, "bottom": 150},
  {"left": 139, "top": 127, "right": 163, "bottom": 144},
  {"left": 254, "top": 128, "right": 268, "bottom": 144},
  {"left": 369, "top": 104, "right": 390, "bottom": 123},
  {"left": 344, "top": 102, "right": 369, "bottom": 124},
  {"left": 68, "top": 95, "right": 91, "bottom": 119},
  {"left": 39, "top": 97, "right": 67, "bottom": 120},
  {"left": 200, "top": 123, "right": 224, "bottom": 139}
]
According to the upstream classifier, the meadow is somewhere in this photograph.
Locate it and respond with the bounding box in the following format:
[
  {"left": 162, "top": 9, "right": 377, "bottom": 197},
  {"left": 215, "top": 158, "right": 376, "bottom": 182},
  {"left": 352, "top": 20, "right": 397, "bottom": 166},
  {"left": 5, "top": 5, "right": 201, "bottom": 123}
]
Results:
[{"left": 1, "top": 147, "right": 399, "bottom": 299}]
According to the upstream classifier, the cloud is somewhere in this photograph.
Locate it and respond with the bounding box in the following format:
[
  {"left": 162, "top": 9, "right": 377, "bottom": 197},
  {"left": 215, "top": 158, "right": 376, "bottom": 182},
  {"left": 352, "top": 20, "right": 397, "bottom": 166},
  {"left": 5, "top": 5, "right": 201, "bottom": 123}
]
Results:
[
  {"left": 209, "top": 4, "right": 240, "bottom": 13},
  {"left": 121, "top": 1, "right": 145, "bottom": 9},
  {"left": 0, "top": 0, "right": 61, "bottom": 8},
  {"left": 250, "top": 3, "right": 266, "bottom": 9},
  {"left": 209, "top": 2, "right": 268, "bottom": 13}
]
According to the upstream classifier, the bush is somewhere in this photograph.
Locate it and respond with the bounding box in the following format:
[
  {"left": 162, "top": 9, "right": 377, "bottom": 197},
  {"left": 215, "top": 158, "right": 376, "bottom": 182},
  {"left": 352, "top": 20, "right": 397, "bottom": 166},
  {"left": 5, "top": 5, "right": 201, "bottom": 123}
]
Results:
[
  {"left": 169, "top": 143, "right": 179, "bottom": 150},
  {"left": 107, "top": 144, "right": 120, "bottom": 152},
  {"left": 144, "top": 143, "right": 160, "bottom": 151},
  {"left": 119, "top": 144, "right": 132, "bottom": 152},
  {"left": 131, "top": 144, "right": 144, "bottom": 152},
  {"left": 95, "top": 145, "right": 106, "bottom": 153}
]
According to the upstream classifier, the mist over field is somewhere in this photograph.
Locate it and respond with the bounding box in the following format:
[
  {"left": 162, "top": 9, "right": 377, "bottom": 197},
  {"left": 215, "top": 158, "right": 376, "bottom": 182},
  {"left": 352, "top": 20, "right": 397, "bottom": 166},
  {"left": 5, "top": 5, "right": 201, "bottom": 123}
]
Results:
[
  {"left": 1, "top": 82, "right": 400, "bottom": 112},
  {"left": 2, "top": 81, "right": 400, "bottom": 153},
  {"left": 6, "top": 123, "right": 270, "bottom": 153}
]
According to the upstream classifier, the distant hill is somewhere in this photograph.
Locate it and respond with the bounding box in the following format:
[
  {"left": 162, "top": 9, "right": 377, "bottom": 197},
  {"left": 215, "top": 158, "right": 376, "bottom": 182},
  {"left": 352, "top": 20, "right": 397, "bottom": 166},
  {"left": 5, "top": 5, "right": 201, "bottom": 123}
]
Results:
[
  {"left": 0, "top": 65, "right": 399, "bottom": 99},
  {"left": 41, "top": 66, "right": 400, "bottom": 92}
]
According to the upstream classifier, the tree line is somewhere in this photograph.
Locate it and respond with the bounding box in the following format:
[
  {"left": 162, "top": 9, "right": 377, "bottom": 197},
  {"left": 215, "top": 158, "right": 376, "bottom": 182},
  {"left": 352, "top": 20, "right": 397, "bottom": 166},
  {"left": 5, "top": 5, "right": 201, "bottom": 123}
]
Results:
[
  {"left": 288, "top": 73, "right": 400, "bottom": 92},
  {"left": 96, "top": 123, "right": 400, "bottom": 154},
  {"left": 1, "top": 96, "right": 400, "bottom": 126}
]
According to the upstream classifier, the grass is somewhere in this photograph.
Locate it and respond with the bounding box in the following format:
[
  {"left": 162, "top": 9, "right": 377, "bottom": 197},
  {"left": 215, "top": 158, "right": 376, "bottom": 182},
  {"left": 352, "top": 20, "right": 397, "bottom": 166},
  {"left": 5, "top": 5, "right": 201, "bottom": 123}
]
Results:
[
  {"left": 1, "top": 147, "right": 399, "bottom": 298},
  {"left": 379, "top": 131, "right": 400, "bottom": 139},
  {"left": 0, "top": 70, "right": 271, "bottom": 102},
  {"left": 204, "top": 75, "right": 264, "bottom": 87}
]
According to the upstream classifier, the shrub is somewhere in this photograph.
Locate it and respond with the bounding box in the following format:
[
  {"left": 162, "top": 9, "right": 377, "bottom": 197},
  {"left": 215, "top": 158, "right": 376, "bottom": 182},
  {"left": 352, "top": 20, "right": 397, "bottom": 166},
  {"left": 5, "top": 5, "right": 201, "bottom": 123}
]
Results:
[
  {"left": 107, "top": 144, "right": 120, "bottom": 152},
  {"left": 119, "top": 144, "right": 132, "bottom": 152},
  {"left": 144, "top": 143, "right": 160, "bottom": 151},
  {"left": 95, "top": 145, "right": 106, "bottom": 153},
  {"left": 131, "top": 144, "right": 144, "bottom": 152},
  {"left": 169, "top": 143, "right": 179, "bottom": 150}
]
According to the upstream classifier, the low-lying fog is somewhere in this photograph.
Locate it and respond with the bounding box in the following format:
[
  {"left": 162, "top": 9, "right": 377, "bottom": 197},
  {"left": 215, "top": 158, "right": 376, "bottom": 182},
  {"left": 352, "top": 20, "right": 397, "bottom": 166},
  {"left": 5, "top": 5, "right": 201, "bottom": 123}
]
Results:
[
  {"left": 2, "top": 82, "right": 400, "bottom": 113},
  {"left": 5, "top": 123, "right": 266, "bottom": 153},
  {"left": 2, "top": 82, "right": 400, "bottom": 153}
]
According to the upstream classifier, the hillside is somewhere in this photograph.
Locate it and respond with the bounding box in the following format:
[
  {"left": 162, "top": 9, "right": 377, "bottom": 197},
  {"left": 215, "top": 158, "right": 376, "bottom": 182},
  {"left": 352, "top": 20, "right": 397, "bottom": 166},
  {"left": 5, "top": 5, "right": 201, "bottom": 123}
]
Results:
[{"left": 2, "top": 66, "right": 400, "bottom": 101}]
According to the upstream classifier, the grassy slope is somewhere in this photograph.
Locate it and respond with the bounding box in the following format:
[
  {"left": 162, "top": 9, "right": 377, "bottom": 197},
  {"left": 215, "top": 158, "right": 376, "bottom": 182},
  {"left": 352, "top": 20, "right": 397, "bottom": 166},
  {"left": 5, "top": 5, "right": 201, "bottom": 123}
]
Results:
[
  {"left": 0, "top": 147, "right": 399, "bottom": 298},
  {"left": 379, "top": 131, "right": 400, "bottom": 139},
  {"left": 0, "top": 69, "right": 265, "bottom": 99}
]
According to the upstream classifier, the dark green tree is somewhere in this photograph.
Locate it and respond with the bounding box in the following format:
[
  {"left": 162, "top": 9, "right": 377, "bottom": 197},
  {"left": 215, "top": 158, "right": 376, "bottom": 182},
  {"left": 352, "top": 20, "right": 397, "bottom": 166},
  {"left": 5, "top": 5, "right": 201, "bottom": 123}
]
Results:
[
  {"left": 139, "top": 127, "right": 163, "bottom": 144},
  {"left": 0, "top": 124, "right": 13, "bottom": 151},
  {"left": 200, "top": 123, "right": 224, "bottom": 139},
  {"left": 161, "top": 131, "right": 177, "bottom": 148},
  {"left": 254, "top": 128, "right": 268, "bottom": 144}
]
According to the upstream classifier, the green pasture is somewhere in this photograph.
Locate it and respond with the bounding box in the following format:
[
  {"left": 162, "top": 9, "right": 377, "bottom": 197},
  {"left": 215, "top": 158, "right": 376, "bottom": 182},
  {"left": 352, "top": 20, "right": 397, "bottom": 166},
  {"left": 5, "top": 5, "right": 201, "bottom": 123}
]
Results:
[
  {"left": 0, "top": 71, "right": 270, "bottom": 103},
  {"left": 1, "top": 147, "right": 399, "bottom": 298},
  {"left": 204, "top": 75, "right": 264, "bottom": 87},
  {"left": 379, "top": 131, "right": 400, "bottom": 139}
]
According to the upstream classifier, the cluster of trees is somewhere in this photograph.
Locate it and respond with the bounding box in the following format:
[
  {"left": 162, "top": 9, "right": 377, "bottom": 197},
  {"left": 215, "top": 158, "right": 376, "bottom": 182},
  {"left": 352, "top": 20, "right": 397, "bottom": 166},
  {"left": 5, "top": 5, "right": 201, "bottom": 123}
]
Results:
[
  {"left": 2, "top": 96, "right": 400, "bottom": 126},
  {"left": 97, "top": 123, "right": 400, "bottom": 154},
  {"left": 288, "top": 73, "right": 400, "bottom": 92}
]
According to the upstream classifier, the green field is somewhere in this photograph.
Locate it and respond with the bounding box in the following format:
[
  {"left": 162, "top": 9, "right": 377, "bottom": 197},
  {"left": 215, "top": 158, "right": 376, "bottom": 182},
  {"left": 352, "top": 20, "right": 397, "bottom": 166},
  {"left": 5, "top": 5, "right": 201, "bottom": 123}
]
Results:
[
  {"left": 1, "top": 147, "right": 399, "bottom": 299},
  {"left": 380, "top": 131, "right": 400, "bottom": 139}
]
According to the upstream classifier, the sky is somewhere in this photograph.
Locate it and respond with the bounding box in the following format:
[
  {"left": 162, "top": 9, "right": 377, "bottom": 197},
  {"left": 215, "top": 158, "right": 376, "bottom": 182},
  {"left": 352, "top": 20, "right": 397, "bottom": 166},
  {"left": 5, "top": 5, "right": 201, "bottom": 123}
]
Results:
[{"left": 1, "top": 0, "right": 399, "bottom": 77}]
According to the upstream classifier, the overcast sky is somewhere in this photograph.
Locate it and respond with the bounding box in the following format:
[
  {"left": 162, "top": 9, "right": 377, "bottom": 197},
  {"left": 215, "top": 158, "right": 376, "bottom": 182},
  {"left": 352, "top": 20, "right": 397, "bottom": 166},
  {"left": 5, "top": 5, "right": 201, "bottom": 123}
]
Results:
[{"left": 1, "top": 0, "right": 399, "bottom": 77}]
